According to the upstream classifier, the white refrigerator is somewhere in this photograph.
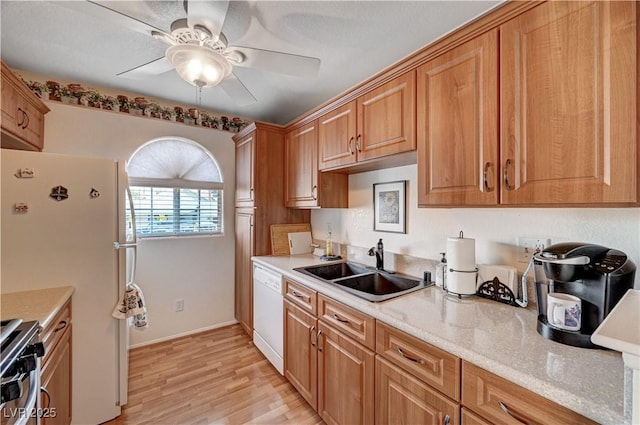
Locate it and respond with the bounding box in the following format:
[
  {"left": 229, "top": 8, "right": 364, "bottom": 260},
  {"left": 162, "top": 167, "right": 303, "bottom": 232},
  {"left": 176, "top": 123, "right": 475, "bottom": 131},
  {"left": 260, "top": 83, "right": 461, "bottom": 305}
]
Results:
[{"left": 1, "top": 149, "right": 130, "bottom": 425}]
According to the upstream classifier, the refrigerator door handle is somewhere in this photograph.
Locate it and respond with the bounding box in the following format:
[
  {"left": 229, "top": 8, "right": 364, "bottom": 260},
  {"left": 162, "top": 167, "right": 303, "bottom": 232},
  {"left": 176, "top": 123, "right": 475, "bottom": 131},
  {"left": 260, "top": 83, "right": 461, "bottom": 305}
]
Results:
[{"left": 114, "top": 242, "right": 137, "bottom": 250}]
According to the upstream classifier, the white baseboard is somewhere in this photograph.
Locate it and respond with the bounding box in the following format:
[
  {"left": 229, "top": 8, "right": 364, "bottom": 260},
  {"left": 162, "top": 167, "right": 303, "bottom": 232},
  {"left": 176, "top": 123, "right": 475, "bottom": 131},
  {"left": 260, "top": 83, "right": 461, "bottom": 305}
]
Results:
[{"left": 128, "top": 319, "right": 240, "bottom": 349}]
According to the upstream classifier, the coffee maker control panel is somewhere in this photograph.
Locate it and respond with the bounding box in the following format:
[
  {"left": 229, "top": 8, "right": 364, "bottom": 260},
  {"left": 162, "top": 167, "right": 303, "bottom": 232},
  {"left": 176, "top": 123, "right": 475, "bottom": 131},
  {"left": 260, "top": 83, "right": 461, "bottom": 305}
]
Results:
[{"left": 592, "top": 250, "right": 627, "bottom": 274}]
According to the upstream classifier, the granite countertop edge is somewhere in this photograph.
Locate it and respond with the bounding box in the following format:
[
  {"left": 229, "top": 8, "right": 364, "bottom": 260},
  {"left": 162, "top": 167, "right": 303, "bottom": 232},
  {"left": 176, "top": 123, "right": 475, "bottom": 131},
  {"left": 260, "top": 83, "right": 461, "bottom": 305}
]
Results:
[
  {"left": 1, "top": 286, "right": 75, "bottom": 329},
  {"left": 252, "top": 254, "right": 627, "bottom": 425}
]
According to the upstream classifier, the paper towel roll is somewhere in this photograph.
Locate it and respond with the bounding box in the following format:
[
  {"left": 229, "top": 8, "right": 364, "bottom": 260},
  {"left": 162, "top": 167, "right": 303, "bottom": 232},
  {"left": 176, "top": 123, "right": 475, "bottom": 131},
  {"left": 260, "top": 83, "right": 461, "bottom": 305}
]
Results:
[
  {"left": 446, "top": 236, "right": 476, "bottom": 271},
  {"left": 446, "top": 234, "right": 477, "bottom": 295}
]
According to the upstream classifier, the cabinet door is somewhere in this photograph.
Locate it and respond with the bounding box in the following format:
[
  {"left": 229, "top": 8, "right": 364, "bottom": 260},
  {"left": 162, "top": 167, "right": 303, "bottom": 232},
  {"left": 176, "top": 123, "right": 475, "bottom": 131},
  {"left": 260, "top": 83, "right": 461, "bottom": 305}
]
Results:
[
  {"left": 234, "top": 210, "right": 254, "bottom": 335},
  {"left": 285, "top": 121, "right": 319, "bottom": 207},
  {"left": 357, "top": 71, "right": 416, "bottom": 162},
  {"left": 376, "top": 357, "right": 459, "bottom": 425},
  {"left": 318, "top": 101, "right": 357, "bottom": 170},
  {"left": 417, "top": 30, "right": 499, "bottom": 206},
  {"left": 500, "top": 1, "right": 637, "bottom": 205},
  {"left": 284, "top": 300, "right": 318, "bottom": 410},
  {"left": 41, "top": 326, "right": 72, "bottom": 425},
  {"left": 462, "top": 361, "right": 598, "bottom": 425},
  {"left": 317, "top": 322, "right": 374, "bottom": 425},
  {"left": 235, "top": 132, "right": 255, "bottom": 207}
]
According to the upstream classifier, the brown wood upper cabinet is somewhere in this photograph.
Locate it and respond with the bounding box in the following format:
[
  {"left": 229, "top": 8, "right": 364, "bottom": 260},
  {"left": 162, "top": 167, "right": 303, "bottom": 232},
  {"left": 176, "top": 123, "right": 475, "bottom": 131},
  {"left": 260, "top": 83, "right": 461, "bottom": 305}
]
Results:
[
  {"left": 235, "top": 132, "right": 255, "bottom": 207},
  {"left": 318, "top": 71, "right": 416, "bottom": 171},
  {"left": 418, "top": 1, "right": 637, "bottom": 207},
  {"left": 285, "top": 121, "right": 348, "bottom": 208},
  {"left": 417, "top": 29, "right": 499, "bottom": 206},
  {"left": 500, "top": 1, "right": 637, "bottom": 205},
  {"left": 1, "top": 61, "right": 50, "bottom": 152}
]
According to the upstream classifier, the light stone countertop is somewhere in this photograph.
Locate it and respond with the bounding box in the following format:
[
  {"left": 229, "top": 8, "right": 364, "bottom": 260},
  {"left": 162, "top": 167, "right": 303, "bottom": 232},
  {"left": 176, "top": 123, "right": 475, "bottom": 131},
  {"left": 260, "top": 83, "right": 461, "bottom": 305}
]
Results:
[
  {"left": 1, "top": 286, "right": 75, "bottom": 329},
  {"left": 253, "top": 254, "right": 627, "bottom": 425}
]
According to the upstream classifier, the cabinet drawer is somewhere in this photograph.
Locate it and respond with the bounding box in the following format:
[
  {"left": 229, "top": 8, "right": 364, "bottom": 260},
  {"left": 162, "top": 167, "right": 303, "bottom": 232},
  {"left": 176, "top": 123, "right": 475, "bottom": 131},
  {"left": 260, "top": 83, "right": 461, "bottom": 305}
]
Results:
[
  {"left": 40, "top": 300, "right": 72, "bottom": 368},
  {"left": 376, "top": 321, "right": 460, "bottom": 401},
  {"left": 461, "top": 408, "right": 492, "bottom": 425},
  {"left": 462, "top": 361, "right": 598, "bottom": 425},
  {"left": 376, "top": 356, "right": 459, "bottom": 425},
  {"left": 317, "top": 294, "right": 375, "bottom": 350},
  {"left": 284, "top": 279, "right": 317, "bottom": 314}
]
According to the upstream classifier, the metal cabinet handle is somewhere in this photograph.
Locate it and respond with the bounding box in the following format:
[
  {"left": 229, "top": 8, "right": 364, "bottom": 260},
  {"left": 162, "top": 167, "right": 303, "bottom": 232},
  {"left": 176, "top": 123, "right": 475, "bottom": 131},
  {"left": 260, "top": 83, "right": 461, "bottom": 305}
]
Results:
[
  {"left": 290, "top": 290, "right": 307, "bottom": 301},
  {"left": 310, "top": 325, "right": 316, "bottom": 347},
  {"left": 41, "top": 387, "right": 51, "bottom": 409},
  {"left": 483, "top": 162, "right": 494, "bottom": 192},
  {"left": 54, "top": 320, "right": 67, "bottom": 332},
  {"left": 17, "top": 107, "right": 25, "bottom": 127},
  {"left": 22, "top": 111, "right": 29, "bottom": 129},
  {"left": 498, "top": 401, "right": 531, "bottom": 425},
  {"left": 332, "top": 313, "right": 349, "bottom": 323},
  {"left": 311, "top": 185, "right": 317, "bottom": 200},
  {"left": 356, "top": 134, "right": 362, "bottom": 152},
  {"left": 397, "top": 347, "right": 426, "bottom": 365},
  {"left": 317, "top": 330, "right": 323, "bottom": 352},
  {"left": 443, "top": 414, "right": 451, "bottom": 425},
  {"left": 504, "top": 159, "right": 515, "bottom": 191},
  {"left": 348, "top": 137, "right": 355, "bottom": 155}
]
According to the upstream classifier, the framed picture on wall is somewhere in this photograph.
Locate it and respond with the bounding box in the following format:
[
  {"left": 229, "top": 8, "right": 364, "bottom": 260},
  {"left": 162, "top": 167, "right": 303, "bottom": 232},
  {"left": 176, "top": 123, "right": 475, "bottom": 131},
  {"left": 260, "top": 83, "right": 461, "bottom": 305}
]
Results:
[{"left": 373, "top": 180, "right": 406, "bottom": 233}]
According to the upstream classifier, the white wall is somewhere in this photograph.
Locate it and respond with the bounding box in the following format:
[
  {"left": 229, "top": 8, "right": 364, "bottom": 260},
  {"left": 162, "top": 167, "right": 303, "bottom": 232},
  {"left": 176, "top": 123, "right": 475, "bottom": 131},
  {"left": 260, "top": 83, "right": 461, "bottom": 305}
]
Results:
[
  {"left": 42, "top": 102, "right": 236, "bottom": 346},
  {"left": 312, "top": 164, "right": 640, "bottom": 287}
]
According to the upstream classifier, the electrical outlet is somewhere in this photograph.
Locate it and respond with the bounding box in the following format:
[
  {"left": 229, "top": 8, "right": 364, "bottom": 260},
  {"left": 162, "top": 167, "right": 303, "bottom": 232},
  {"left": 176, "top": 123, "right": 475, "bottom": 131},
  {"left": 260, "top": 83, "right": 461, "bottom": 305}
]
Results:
[
  {"left": 518, "top": 237, "right": 551, "bottom": 263},
  {"left": 175, "top": 299, "right": 184, "bottom": 312}
]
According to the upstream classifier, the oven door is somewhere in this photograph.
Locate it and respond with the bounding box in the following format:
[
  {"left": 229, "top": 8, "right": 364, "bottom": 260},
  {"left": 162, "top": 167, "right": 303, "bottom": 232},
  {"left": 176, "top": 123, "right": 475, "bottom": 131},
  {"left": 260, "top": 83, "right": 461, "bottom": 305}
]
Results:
[{"left": 1, "top": 366, "right": 40, "bottom": 425}]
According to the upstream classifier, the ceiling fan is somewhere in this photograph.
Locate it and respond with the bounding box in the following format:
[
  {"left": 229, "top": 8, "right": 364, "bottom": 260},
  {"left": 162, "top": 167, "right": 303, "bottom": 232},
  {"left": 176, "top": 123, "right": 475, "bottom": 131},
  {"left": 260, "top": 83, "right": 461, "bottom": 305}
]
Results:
[{"left": 62, "top": 0, "right": 321, "bottom": 105}]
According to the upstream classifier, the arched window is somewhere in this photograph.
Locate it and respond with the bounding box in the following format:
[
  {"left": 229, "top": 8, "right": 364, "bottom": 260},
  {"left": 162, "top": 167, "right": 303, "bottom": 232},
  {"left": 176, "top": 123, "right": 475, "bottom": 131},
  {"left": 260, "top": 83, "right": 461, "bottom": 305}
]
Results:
[{"left": 127, "top": 137, "right": 223, "bottom": 237}]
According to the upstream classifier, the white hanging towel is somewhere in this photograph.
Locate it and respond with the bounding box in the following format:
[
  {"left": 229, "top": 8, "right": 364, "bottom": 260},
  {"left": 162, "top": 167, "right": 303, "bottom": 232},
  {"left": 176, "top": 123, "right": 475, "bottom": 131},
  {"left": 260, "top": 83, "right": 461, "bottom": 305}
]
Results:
[{"left": 112, "top": 282, "right": 148, "bottom": 329}]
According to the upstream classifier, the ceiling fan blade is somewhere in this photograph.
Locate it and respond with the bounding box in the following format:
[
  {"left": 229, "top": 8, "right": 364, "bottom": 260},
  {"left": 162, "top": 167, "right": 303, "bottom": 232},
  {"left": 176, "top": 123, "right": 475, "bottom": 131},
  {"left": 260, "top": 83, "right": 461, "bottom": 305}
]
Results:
[
  {"left": 54, "top": 0, "right": 168, "bottom": 38},
  {"left": 219, "top": 73, "right": 257, "bottom": 106},
  {"left": 231, "top": 47, "right": 320, "bottom": 78},
  {"left": 186, "top": 0, "right": 230, "bottom": 38},
  {"left": 117, "top": 57, "right": 174, "bottom": 79}
]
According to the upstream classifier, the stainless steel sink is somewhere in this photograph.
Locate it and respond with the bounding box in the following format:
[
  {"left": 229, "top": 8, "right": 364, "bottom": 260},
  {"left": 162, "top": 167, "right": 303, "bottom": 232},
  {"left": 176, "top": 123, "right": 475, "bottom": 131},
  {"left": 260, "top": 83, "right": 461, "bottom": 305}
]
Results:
[{"left": 294, "top": 261, "right": 430, "bottom": 302}]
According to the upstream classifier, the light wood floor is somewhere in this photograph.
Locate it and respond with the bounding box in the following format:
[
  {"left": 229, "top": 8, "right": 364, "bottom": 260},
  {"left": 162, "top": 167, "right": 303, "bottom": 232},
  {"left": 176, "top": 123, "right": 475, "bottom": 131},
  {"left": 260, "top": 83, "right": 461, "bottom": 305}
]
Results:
[{"left": 104, "top": 324, "right": 324, "bottom": 425}]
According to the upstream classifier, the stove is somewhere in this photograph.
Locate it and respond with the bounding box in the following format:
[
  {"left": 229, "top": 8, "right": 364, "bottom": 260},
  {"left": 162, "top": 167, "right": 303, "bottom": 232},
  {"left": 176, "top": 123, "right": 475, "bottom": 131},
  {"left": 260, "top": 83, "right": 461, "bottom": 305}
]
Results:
[{"left": 1, "top": 319, "right": 44, "bottom": 424}]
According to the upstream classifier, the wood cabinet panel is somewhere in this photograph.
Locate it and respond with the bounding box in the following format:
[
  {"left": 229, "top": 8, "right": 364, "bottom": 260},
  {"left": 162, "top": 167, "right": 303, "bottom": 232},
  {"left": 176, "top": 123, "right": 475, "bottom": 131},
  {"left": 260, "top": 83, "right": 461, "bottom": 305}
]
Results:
[
  {"left": 235, "top": 133, "right": 254, "bottom": 207},
  {"left": 500, "top": 1, "right": 637, "bottom": 205},
  {"left": 285, "top": 121, "right": 348, "bottom": 208},
  {"left": 376, "top": 321, "right": 461, "bottom": 401},
  {"left": 284, "top": 279, "right": 317, "bottom": 315},
  {"left": 462, "top": 361, "right": 598, "bottom": 425},
  {"left": 41, "top": 326, "right": 72, "bottom": 425},
  {"left": 318, "top": 101, "right": 357, "bottom": 170},
  {"left": 1, "top": 61, "right": 49, "bottom": 151},
  {"left": 357, "top": 71, "right": 416, "bottom": 161},
  {"left": 417, "top": 30, "right": 499, "bottom": 206},
  {"left": 376, "top": 356, "right": 459, "bottom": 425},
  {"left": 317, "top": 321, "right": 375, "bottom": 425},
  {"left": 461, "top": 408, "right": 492, "bottom": 425},
  {"left": 318, "top": 294, "right": 375, "bottom": 350},
  {"left": 284, "top": 300, "right": 318, "bottom": 410},
  {"left": 234, "top": 210, "right": 253, "bottom": 335},
  {"left": 40, "top": 300, "right": 72, "bottom": 425}
]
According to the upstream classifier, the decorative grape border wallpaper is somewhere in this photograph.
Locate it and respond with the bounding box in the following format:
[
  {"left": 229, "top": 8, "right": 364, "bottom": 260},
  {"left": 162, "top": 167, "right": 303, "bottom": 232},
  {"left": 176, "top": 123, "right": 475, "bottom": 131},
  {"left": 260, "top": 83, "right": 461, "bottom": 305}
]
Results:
[{"left": 22, "top": 77, "right": 251, "bottom": 133}]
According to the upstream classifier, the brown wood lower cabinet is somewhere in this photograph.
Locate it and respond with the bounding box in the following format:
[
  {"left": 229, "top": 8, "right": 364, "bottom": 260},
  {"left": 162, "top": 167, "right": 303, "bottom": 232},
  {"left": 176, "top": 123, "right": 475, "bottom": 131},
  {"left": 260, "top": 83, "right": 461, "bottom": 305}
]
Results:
[
  {"left": 40, "top": 300, "right": 72, "bottom": 425},
  {"left": 461, "top": 361, "right": 597, "bottom": 425},
  {"left": 284, "top": 285, "right": 375, "bottom": 425},
  {"left": 317, "top": 321, "right": 374, "bottom": 425},
  {"left": 376, "top": 356, "right": 459, "bottom": 425}
]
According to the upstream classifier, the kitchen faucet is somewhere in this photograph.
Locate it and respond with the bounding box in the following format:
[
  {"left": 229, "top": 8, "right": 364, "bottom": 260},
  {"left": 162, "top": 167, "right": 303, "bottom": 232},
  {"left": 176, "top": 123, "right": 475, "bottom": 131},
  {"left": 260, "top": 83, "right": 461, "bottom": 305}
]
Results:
[{"left": 368, "top": 238, "right": 384, "bottom": 270}]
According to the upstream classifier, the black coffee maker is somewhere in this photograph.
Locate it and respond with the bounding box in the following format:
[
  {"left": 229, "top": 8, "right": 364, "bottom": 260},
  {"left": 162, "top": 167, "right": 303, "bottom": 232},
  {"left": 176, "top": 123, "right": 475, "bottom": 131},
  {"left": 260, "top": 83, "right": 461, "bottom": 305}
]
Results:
[{"left": 533, "top": 242, "right": 636, "bottom": 348}]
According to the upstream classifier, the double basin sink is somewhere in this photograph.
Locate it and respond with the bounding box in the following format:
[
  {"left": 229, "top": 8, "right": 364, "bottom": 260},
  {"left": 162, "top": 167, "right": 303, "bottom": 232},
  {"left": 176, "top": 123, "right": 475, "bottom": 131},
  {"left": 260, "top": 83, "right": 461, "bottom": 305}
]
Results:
[{"left": 294, "top": 261, "right": 430, "bottom": 302}]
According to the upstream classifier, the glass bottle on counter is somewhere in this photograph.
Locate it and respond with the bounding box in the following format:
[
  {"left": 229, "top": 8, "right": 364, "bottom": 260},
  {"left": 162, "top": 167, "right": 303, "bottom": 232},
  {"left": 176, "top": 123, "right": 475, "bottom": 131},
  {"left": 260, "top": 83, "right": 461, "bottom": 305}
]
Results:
[{"left": 436, "top": 252, "right": 447, "bottom": 288}]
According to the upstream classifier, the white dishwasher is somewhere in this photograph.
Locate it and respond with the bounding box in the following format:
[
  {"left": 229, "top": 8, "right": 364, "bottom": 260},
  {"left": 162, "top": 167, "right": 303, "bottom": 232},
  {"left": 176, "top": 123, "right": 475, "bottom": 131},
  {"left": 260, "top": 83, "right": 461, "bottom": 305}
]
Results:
[{"left": 252, "top": 263, "right": 284, "bottom": 374}]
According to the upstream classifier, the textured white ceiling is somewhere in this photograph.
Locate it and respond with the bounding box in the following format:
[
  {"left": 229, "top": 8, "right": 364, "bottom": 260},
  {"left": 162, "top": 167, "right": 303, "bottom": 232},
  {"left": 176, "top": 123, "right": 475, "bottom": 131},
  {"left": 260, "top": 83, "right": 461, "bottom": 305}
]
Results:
[{"left": 0, "top": 1, "right": 502, "bottom": 125}]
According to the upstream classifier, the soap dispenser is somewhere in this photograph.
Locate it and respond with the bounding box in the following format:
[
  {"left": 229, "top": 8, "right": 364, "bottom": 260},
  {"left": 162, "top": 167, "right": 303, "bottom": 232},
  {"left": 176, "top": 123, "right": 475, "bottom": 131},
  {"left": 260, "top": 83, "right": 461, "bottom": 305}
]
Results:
[
  {"left": 436, "top": 252, "right": 447, "bottom": 288},
  {"left": 325, "top": 224, "right": 334, "bottom": 257}
]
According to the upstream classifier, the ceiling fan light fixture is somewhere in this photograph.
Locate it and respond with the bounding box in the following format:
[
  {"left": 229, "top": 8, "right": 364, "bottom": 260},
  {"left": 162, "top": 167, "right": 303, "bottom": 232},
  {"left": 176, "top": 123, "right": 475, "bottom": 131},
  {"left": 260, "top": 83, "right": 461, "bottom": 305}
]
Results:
[{"left": 166, "top": 44, "right": 232, "bottom": 88}]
